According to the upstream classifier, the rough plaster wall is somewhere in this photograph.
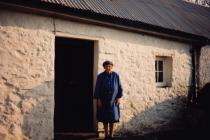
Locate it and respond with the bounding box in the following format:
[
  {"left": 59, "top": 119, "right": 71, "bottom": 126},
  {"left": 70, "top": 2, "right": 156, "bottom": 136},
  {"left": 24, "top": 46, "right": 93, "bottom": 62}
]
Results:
[
  {"left": 0, "top": 9, "right": 193, "bottom": 139},
  {"left": 55, "top": 19, "right": 192, "bottom": 134},
  {"left": 0, "top": 25, "right": 54, "bottom": 140},
  {"left": 0, "top": 10, "right": 54, "bottom": 31},
  {"left": 200, "top": 45, "right": 210, "bottom": 87},
  {"left": 99, "top": 32, "right": 191, "bottom": 134}
]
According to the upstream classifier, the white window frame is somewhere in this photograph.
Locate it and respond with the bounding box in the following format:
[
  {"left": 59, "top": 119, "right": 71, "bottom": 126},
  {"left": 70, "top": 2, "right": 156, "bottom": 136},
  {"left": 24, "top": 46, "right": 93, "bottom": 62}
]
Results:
[{"left": 155, "top": 57, "right": 167, "bottom": 87}]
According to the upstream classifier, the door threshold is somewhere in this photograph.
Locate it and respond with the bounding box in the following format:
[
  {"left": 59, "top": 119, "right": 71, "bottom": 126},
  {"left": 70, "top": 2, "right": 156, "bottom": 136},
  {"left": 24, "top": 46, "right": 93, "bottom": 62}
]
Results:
[
  {"left": 55, "top": 132, "right": 99, "bottom": 140},
  {"left": 55, "top": 132, "right": 97, "bottom": 136}
]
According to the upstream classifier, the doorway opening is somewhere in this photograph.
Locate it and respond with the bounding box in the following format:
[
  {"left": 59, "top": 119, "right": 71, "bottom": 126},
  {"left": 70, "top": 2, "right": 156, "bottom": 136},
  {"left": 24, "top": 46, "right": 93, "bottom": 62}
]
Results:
[{"left": 54, "top": 37, "right": 94, "bottom": 133}]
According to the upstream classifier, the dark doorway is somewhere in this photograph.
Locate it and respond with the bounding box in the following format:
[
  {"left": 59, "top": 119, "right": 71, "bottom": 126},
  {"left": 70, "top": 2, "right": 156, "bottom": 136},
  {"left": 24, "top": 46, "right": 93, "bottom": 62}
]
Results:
[{"left": 54, "top": 37, "right": 94, "bottom": 133}]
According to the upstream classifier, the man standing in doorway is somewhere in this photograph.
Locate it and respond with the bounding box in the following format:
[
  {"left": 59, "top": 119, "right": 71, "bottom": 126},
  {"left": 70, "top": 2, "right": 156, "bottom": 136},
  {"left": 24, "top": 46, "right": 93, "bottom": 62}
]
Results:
[{"left": 94, "top": 60, "right": 123, "bottom": 139}]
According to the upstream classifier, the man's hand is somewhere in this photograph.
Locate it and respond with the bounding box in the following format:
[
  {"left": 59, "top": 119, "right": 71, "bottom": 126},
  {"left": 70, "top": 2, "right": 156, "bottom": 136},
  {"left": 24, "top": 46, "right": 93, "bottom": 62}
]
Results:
[
  {"left": 115, "top": 98, "right": 121, "bottom": 105},
  {"left": 97, "top": 99, "right": 102, "bottom": 108}
]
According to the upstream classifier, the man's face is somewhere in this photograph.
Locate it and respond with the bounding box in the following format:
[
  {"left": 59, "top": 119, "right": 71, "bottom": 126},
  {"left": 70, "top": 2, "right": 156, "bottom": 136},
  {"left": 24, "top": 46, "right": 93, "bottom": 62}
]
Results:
[{"left": 104, "top": 64, "right": 113, "bottom": 73}]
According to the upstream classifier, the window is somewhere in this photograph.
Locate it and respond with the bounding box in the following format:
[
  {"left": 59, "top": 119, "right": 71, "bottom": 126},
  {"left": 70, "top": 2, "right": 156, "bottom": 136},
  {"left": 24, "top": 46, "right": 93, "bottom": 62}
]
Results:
[{"left": 155, "top": 56, "right": 172, "bottom": 87}]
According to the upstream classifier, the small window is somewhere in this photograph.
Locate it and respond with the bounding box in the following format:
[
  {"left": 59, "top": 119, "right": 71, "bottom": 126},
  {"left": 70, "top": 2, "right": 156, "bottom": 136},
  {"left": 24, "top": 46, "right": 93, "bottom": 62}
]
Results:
[{"left": 155, "top": 57, "right": 172, "bottom": 87}]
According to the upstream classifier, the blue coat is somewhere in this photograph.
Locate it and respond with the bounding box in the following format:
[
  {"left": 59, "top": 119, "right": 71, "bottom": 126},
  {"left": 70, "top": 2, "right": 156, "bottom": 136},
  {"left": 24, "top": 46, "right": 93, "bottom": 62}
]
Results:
[{"left": 94, "top": 71, "right": 123, "bottom": 123}]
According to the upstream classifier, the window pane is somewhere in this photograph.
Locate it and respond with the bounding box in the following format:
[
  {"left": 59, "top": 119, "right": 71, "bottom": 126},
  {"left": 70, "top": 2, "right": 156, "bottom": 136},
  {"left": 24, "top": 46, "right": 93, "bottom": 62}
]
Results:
[
  {"left": 158, "top": 72, "right": 163, "bottom": 82},
  {"left": 155, "top": 56, "right": 172, "bottom": 87},
  {"left": 158, "top": 61, "right": 163, "bottom": 71},
  {"left": 155, "top": 72, "right": 158, "bottom": 82},
  {"left": 155, "top": 60, "right": 157, "bottom": 71}
]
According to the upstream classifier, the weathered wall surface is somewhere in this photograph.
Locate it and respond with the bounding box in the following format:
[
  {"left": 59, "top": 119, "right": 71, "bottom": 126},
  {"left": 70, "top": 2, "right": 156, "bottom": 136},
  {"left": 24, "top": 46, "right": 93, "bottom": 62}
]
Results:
[
  {"left": 0, "top": 10, "right": 55, "bottom": 140},
  {"left": 55, "top": 19, "right": 192, "bottom": 134},
  {"left": 199, "top": 45, "right": 210, "bottom": 88},
  {"left": 0, "top": 9, "right": 192, "bottom": 139}
]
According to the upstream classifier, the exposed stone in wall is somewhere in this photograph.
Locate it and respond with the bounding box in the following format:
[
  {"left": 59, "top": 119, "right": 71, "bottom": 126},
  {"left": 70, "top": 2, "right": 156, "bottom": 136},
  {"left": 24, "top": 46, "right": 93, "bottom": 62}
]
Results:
[
  {"left": 55, "top": 19, "right": 193, "bottom": 134},
  {"left": 0, "top": 26, "right": 54, "bottom": 140},
  {"left": 99, "top": 37, "right": 191, "bottom": 134},
  {"left": 199, "top": 45, "right": 210, "bottom": 88},
  {"left": 0, "top": 9, "right": 193, "bottom": 139}
]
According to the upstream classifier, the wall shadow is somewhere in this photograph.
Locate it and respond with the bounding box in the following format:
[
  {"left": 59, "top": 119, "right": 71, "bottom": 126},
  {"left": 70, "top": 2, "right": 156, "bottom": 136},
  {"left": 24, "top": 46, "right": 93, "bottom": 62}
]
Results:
[
  {"left": 114, "top": 93, "right": 210, "bottom": 140},
  {"left": 117, "top": 96, "right": 186, "bottom": 134},
  {"left": 21, "top": 82, "right": 210, "bottom": 140}
]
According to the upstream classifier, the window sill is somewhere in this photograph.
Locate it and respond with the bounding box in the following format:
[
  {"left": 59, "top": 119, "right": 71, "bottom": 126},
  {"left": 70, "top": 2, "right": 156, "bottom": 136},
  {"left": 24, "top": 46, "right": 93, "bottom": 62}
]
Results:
[{"left": 156, "top": 85, "right": 172, "bottom": 88}]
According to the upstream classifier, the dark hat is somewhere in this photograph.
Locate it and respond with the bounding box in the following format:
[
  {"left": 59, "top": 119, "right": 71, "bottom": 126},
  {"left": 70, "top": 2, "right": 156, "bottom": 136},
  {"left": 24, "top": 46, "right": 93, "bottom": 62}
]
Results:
[{"left": 103, "top": 60, "right": 113, "bottom": 67}]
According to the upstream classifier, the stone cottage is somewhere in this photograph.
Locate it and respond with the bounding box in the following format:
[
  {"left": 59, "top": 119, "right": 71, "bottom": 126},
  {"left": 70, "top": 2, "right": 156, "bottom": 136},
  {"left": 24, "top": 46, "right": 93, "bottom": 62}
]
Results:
[{"left": 0, "top": 0, "right": 210, "bottom": 139}]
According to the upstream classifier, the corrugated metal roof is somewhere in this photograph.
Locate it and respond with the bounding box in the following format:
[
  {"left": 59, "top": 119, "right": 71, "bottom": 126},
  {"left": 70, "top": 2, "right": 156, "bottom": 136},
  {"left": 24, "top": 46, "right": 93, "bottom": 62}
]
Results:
[{"left": 36, "top": 0, "right": 210, "bottom": 39}]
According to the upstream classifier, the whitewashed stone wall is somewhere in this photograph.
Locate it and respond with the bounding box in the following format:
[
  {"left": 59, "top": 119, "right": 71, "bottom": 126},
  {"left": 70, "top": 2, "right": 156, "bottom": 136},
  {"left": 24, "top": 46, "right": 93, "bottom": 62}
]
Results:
[
  {"left": 0, "top": 9, "right": 193, "bottom": 139},
  {"left": 55, "top": 19, "right": 192, "bottom": 134},
  {"left": 199, "top": 45, "right": 210, "bottom": 87},
  {"left": 0, "top": 10, "right": 55, "bottom": 140}
]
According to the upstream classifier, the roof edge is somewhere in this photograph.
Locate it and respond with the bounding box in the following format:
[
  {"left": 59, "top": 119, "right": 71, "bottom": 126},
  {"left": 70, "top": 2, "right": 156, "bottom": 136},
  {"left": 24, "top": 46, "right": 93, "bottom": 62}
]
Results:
[{"left": 0, "top": 0, "right": 209, "bottom": 46}]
